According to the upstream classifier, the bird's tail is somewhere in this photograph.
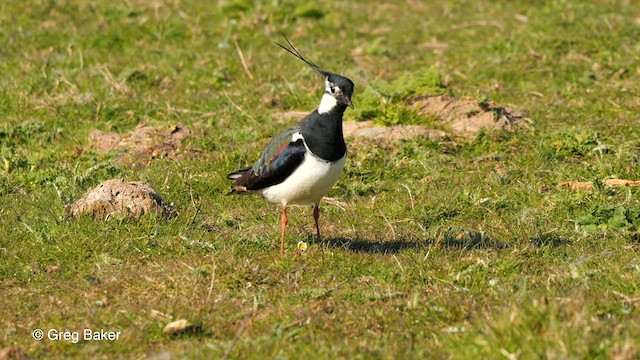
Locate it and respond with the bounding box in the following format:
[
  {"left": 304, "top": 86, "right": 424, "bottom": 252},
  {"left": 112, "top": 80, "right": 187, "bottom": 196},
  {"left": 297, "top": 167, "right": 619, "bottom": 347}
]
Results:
[
  {"left": 226, "top": 167, "right": 251, "bottom": 195},
  {"left": 226, "top": 167, "right": 250, "bottom": 180}
]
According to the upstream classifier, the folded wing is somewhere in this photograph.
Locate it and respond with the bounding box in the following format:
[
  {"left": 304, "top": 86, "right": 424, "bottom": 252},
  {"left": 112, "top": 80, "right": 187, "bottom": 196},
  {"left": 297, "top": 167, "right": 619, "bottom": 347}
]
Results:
[{"left": 228, "top": 127, "right": 306, "bottom": 193}]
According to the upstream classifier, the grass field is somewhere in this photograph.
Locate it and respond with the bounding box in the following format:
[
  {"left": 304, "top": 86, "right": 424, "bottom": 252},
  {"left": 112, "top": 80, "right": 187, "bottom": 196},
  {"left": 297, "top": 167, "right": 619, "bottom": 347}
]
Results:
[{"left": 2, "top": 0, "right": 640, "bottom": 358}]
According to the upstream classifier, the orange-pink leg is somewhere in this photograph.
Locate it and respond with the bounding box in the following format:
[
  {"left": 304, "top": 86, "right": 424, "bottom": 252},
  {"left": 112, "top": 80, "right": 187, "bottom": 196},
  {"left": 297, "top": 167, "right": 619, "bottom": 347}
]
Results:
[
  {"left": 313, "top": 205, "right": 321, "bottom": 241},
  {"left": 280, "top": 207, "right": 287, "bottom": 256}
]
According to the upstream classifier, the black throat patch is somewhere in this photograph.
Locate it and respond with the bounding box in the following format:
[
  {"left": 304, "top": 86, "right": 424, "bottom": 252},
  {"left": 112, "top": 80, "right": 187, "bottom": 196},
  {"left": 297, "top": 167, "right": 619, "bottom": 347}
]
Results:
[{"left": 300, "top": 108, "right": 347, "bottom": 162}]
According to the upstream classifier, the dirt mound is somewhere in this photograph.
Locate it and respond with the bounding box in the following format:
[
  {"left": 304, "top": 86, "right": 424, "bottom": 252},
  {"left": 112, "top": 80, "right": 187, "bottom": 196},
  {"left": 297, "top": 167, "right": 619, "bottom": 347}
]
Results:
[
  {"left": 66, "top": 179, "right": 177, "bottom": 220},
  {"left": 409, "top": 95, "right": 530, "bottom": 137},
  {"left": 89, "top": 123, "right": 192, "bottom": 166},
  {"left": 343, "top": 121, "right": 447, "bottom": 142}
]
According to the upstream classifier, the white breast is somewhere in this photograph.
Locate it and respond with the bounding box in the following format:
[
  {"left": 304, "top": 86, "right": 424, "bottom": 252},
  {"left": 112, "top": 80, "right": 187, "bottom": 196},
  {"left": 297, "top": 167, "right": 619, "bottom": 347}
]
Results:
[{"left": 259, "top": 152, "right": 346, "bottom": 206}]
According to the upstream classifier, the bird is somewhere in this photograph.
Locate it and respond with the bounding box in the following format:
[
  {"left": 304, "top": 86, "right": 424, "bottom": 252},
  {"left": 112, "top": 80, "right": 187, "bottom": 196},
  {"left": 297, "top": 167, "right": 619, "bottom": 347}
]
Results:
[{"left": 227, "top": 35, "right": 355, "bottom": 256}]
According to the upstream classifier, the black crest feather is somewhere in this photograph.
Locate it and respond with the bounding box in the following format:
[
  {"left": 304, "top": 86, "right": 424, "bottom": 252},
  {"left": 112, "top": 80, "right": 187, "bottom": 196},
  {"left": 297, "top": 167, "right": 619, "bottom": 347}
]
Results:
[{"left": 274, "top": 34, "right": 330, "bottom": 77}]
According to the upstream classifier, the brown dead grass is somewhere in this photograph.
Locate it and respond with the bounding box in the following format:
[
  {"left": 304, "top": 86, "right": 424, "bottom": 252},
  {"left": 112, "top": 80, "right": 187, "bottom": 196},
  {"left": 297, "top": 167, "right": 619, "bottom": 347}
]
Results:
[{"left": 558, "top": 179, "right": 640, "bottom": 191}]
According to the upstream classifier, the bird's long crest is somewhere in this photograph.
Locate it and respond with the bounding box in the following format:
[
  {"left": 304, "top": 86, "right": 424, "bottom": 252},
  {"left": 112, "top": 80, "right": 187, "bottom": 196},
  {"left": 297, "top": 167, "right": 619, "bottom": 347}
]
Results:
[{"left": 274, "top": 34, "right": 330, "bottom": 77}]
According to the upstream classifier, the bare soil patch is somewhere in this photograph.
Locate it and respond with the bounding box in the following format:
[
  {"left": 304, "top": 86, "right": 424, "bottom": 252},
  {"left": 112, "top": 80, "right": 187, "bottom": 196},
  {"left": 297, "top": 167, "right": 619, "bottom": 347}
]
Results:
[
  {"left": 89, "top": 123, "right": 193, "bottom": 166},
  {"left": 343, "top": 121, "right": 447, "bottom": 142},
  {"left": 409, "top": 95, "right": 530, "bottom": 138},
  {"left": 344, "top": 95, "right": 530, "bottom": 143}
]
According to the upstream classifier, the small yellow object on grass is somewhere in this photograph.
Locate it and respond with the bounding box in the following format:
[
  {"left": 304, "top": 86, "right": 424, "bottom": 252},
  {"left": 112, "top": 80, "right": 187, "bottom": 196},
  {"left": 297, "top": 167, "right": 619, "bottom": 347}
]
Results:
[{"left": 297, "top": 241, "right": 308, "bottom": 252}]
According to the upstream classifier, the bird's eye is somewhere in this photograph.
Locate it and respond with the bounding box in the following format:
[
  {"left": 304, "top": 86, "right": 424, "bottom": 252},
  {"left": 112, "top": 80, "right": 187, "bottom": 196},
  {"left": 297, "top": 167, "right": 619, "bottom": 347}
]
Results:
[{"left": 330, "top": 86, "right": 336, "bottom": 94}]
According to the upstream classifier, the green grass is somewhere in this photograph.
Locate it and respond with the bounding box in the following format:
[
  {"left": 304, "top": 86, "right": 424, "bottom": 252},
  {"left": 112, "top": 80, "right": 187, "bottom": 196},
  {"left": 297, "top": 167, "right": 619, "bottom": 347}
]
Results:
[{"left": 2, "top": 0, "right": 640, "bottom": 358}]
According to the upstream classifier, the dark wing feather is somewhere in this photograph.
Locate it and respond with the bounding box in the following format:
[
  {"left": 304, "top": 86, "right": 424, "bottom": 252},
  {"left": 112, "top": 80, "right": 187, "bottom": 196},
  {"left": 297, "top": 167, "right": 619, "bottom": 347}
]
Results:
[{"left": 228, "top": 127, "right": 306, "bottom": 193}]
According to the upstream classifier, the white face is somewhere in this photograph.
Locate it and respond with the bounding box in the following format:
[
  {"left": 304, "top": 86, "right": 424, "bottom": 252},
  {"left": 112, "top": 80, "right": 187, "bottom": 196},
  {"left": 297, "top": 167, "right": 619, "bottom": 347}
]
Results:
[
  {"left": 325, "top": 78, "right": 340, "bottom": 96},
  {"left": 318, "top": 77, "right": 342, "bottom": 114}
]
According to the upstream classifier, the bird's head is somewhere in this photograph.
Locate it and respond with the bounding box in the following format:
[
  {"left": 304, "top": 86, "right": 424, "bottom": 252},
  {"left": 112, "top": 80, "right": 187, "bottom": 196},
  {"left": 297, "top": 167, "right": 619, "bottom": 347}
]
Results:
[
  {"left": 324, "top": 73, "right": 354, "bottom": 111},
  {"left": 275, "top": 35, "right": 355, "bottom": 113}
]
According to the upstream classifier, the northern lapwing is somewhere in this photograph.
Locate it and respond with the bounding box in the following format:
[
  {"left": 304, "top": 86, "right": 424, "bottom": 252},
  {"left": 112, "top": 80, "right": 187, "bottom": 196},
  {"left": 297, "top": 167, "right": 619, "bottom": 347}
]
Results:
[{"left": 227, "top": 35, "right": 355, "bottom": 255}]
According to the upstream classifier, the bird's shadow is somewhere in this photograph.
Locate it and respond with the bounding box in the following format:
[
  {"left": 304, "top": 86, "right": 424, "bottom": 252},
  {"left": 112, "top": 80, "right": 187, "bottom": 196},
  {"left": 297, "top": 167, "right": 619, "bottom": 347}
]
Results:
[
  {"left": 319, "top": 232, "right": 569, "bottom": 254},
  {"left": 320, "top": 237, "right": 426, "bottom": 254}
]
